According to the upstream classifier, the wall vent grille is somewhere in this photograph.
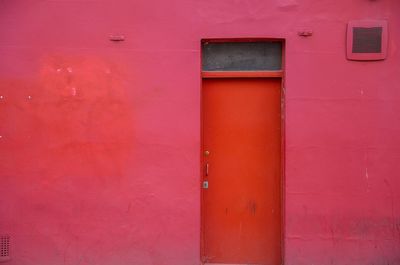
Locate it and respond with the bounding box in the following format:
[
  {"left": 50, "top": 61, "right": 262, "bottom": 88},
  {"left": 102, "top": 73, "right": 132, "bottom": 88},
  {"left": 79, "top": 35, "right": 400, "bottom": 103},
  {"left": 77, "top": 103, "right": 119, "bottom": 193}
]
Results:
[
  {"left": 352, "top": 27, "right": 382, "bottom": 53},
  {"left": 346, "top": 20, "right": 388, "bottom": 61},
  {"left": 0, "top": 235, "right": 10, "bottom": 262}
]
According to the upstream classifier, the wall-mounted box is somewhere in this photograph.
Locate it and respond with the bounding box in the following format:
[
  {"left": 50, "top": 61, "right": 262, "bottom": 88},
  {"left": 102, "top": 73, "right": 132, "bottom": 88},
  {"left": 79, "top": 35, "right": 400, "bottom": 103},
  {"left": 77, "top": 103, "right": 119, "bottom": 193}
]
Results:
[{"left": 347, "top": 20, "right": 388, "bottom": 61}]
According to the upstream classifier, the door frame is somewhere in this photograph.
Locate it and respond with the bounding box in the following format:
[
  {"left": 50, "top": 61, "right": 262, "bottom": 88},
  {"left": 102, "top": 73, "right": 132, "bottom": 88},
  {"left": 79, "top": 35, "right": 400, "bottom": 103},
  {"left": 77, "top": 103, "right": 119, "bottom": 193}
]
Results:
[{"left": 199, "top": 38, "right": 286, "bottom": 265}]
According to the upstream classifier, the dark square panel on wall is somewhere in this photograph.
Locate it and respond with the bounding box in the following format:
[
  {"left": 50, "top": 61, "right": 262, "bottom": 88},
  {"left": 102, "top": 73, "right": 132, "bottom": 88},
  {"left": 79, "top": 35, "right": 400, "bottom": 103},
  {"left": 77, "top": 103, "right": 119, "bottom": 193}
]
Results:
[
  {"left": 347, "top": 20, "right": 388, "bottom": 61},
  {"left": 352, "top": 27, "right": 382, "bottom": 53}
]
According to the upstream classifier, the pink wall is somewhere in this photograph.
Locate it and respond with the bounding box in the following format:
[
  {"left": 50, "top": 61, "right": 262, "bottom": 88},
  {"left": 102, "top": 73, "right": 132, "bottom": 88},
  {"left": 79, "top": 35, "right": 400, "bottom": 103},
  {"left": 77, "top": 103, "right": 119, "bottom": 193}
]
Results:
[{"left": 0, "top": 0, "right": 399, "bottom": 264}]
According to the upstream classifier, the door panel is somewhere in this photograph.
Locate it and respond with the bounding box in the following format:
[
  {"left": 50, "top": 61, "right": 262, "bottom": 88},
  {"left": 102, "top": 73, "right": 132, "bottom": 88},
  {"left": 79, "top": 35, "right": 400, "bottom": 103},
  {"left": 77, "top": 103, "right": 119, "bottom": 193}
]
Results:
[{"left": 202, "top": 78, "right": 282, "bottom": 265}]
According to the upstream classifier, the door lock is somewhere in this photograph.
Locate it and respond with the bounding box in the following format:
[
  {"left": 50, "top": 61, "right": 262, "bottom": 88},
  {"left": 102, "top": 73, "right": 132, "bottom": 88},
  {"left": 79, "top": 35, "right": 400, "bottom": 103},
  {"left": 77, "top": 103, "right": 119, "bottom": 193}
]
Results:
[{"left": 202, "top": 180, "right": 209, "bottom": 189}]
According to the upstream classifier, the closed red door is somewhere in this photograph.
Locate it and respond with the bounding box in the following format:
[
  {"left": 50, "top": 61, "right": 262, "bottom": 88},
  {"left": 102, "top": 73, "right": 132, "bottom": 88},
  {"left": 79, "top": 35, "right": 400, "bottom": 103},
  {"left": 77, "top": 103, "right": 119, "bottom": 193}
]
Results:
[{"left": 202, "top": 78, "right": 282, "bottom": 265}]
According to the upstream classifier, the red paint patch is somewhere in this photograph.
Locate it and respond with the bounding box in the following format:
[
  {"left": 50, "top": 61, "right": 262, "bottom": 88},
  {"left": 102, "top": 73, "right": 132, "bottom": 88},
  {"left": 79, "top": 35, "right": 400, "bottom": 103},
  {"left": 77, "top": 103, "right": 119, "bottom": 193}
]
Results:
[{"left": 0, "top": 55, "right": 134, "bottom": 185}]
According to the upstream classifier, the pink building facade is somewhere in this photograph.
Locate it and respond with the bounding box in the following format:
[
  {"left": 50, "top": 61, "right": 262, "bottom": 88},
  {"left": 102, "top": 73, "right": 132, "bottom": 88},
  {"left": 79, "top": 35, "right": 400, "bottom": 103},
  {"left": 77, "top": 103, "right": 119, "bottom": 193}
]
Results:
[{"left": 0, "top": 0, "right": 399, "bottom": 264}]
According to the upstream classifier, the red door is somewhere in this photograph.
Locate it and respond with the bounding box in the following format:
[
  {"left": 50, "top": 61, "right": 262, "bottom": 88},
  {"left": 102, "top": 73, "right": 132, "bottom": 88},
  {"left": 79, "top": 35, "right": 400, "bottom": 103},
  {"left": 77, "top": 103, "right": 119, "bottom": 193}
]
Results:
[{"left": 202, "top": 78, "right": 282, "bottom": 265}]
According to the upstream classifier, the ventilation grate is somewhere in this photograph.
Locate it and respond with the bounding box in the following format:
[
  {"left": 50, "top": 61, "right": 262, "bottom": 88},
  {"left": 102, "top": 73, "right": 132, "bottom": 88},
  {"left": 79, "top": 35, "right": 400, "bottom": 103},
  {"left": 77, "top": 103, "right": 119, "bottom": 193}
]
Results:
[
  {"left": 0, "top": 235, "right": 10, "bottom": 262},
  {"left": 346, "top": 20, "right": 388, "bottom": 61},
  {"left": 352, "top": 27, "right": 382, "bottom": 53}
]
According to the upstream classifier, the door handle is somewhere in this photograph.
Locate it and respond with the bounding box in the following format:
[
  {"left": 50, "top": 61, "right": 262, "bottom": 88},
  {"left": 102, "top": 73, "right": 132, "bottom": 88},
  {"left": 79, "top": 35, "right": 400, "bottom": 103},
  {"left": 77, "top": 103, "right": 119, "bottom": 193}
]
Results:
[{"left": 205, "top": 163, "right": 209, "bottom": 176}]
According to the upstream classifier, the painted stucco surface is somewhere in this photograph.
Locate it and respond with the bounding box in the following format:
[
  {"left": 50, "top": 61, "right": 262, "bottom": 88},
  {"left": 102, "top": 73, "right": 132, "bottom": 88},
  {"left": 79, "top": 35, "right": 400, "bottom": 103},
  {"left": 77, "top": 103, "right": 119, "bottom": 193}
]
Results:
[{"left": 0, "top": 0, "right": 399, "bottom": 264}]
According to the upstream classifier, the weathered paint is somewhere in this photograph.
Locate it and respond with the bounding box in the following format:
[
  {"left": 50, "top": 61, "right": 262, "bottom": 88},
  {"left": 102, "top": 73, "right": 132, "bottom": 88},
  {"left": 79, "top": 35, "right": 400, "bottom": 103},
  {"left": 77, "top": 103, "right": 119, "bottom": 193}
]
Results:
[
  {"left": 0, "top": 0, "right": 399, "bottom": 265},
  {"left": 202, "top": 78, "right": 282, "bottom": 264}
]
